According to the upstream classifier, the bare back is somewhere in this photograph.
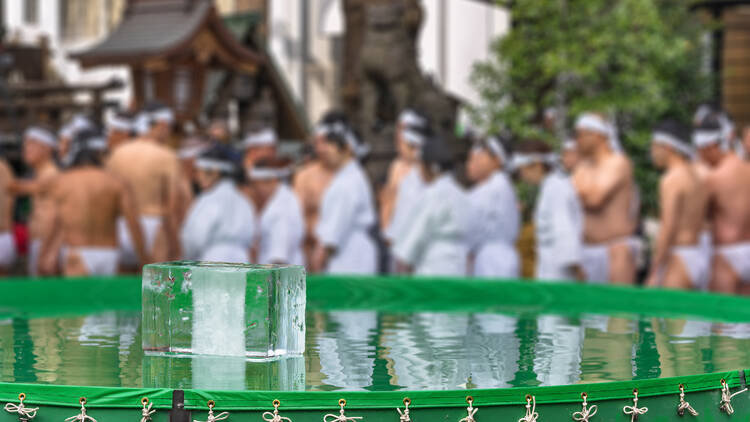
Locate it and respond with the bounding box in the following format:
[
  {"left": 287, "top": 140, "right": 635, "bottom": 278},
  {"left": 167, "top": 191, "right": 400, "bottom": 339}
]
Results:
[
  {"left": 106, "top": 138, "right": 180, "bottom": 216},
  {"left": 293, "top": 160, "right": 334, "bottom": 237},
  {"left": 0, "top": 159, "right": 13, "bottom": 232},
  {"left": 52, "top": 167, "right": 123, "bottom": 247},
  {"left": 29, "top": 163, "right": 60, "bottom": 240},
  {"left": 663, "top": 164, "right": 708, "bottom": 246},
  {"left": 573, "top": 153, "right": 637, "bottom": 243},
  {"left": 708, "top": 154, "right": 750, "bottom": 244}
]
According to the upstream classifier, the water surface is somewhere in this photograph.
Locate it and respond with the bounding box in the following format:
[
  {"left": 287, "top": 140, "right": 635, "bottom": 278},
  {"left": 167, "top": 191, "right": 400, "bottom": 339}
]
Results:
[{"left": 1, "top": 310, "right": 748, "bottom": 391}]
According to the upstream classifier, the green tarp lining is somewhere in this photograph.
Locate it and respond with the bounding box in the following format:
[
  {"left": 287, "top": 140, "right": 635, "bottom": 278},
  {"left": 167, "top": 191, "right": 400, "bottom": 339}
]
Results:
[{"left": 0, "top": 275, "right": 748, "bottom": 409}]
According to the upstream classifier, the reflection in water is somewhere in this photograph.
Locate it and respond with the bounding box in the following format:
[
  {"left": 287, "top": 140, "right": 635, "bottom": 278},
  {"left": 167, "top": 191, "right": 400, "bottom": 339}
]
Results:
[
  {"left": 316, "top": 311, "right": 376, "bottom": 391},
  {"left": 0, "top": 310, "right": 749, "bottom": 391},
  {"left": 534, "top": 315, "right": 583, "bottom": 386}
]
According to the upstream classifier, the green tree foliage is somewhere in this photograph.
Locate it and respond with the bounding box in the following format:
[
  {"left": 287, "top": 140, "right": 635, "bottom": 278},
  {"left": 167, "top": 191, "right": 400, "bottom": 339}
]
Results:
[{"left": 471, "top": 0, "right": 712, "bottom": 215}]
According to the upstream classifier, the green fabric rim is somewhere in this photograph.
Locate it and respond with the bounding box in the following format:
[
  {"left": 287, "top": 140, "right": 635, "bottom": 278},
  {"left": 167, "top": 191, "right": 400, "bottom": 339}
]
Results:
[{"left": 0, "top": 274, "right": 748, "bottom": 408}]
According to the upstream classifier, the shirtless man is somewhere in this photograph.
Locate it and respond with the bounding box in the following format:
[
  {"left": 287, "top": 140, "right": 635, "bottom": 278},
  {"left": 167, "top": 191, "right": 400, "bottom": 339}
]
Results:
[
  {"left": 10, "top": 126, "right": 60, "bottom": 275},
  {"left": 0, "top": 153, "right": 14, "bottom": 275},
  {"left": 645, "top": 119, "right": 709, "bottom": 290},
  {"left": 107, "top": 106, "right": 182, "bottom": 268},
  {"left": 40, "top": 132, "right": 146, "bottom": 276},
  {"left": 105, "top": 111, "right": 134, "bottom": 152},
  {"left": 572, "top": 112, "right": 639, "bottom": 284},
  {"left": 293, "top": 133, "right": 334, "bottom": 267},
  {"left": 693, "top": 114, "right": 750, "bottom": 294}
]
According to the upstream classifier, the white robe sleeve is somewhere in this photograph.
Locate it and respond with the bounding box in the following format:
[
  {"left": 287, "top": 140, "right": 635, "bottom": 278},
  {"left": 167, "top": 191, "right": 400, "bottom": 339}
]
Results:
[
  {"left": 496, "top": 179, "right": 520, "bottom": 244},
  {"left": 392, "top": 198, "right": 433, "bottom": 266},
  {"left": 549, "top": 181, "right": 583, "bottom": 267},
  {"left": 265, "top": 211, "right": 293, "bottom": 264},
  {"left": 315, "top": 182, "right": 357, "bottom": 250},
  {"left": 181, "top": 198, "right": 219, "bottom": 260},
  {"left": 465, "top": 191, "right": 484, "bottom": 252}
]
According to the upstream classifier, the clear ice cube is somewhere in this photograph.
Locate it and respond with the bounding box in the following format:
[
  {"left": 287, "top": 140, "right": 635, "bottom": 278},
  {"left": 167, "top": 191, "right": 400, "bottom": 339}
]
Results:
[{"left": 142, "top": 262, "right": 306, "bottom": 359}]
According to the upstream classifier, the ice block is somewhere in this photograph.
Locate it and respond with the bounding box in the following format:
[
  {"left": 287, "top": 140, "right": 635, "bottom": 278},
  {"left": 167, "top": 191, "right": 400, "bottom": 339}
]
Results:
[{"left": 142, "top": 262, "right": 306, "bottom": 359}]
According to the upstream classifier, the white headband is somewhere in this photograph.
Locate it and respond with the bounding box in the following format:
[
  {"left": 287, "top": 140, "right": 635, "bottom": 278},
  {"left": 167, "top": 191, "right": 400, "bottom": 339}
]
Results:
[
  {"left": 399, "top": 109, "right": 427, "bottom": 129},
  {"left": 485, "top": 136, "right": 507, "bottom": 164},
  {"left": 59, "top": 115, "right": 92, "bottom": 139},
  {"left": 692, "top": 130, "right": 722, "bottom": 148},
  {"left": 178, "top": 144, "right": 208, "bottom": 159},
  {"left": 24, "top": 127, "right": 57, "bottom": 148},
  {"left": 151, "top": 108, "right": 174, "bottom": 124},
  {"left": 652, "top": 131, "right": 693, "bottom": 158},
  {"left": 511, "top": 152, "right": 557, "bottom": 170},
  {"left": 575, "top": 113, "right": 610, "bottom": 137},
  {"left": 576, "top": 113, "right": 621, "bottom": 152},
  {"left": 402, "top": 127, "right": 426, "bottom": 146},
  {"left": 248, "top": 167, "right": 291, "bottom": 180},
  {"left": 106, "top": 114, "right": 132, "bottom": 134},
  {"left": 134, "top": 113, "right": 151, "bottom": 136},
  {"left": 316, "top": 122, "right": 366, "bottom": 155},
  {"left": 87, "top": 137, "right": 108, "bottom": 151},
  {"left": 195, "top": 158, "right": 235, "bottom": 172},
  {"left": 243, "top": 128, "right": 277, "bottom": 148}
]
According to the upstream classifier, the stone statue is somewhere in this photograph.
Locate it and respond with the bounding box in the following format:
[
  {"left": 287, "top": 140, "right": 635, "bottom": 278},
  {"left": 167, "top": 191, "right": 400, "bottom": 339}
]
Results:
[{"left": 343, "top": 0, "right": 458, "bottom": 180}]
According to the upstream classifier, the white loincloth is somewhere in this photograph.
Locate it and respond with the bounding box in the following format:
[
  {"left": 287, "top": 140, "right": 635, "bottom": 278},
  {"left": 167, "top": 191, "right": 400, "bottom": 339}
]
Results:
[
  {"left": 62, "top": 246, "right": 119, "bottom": 276},
  {"left": 671, "top": 245, "right": 711, "bottom": 290},
  {"left": 28, "top": 239, "right": 41, "bottom": 276},
  {"left": 716, "top": 242, "right": 750, "bottom": 283},
  {"left": 117, "top": 216, "right": 162, "bottom": 267},
  {"left": 473, "top": 242, "right": 519, "bottom": 278},
  {"left": 0, "top": 231, "right": 16, "bottom": 270},
  {"left": 699, "top": 230, "right": 713, "bottom": 258},
  {"left": 581, "top": 236, "right": 642, "bottom": 283},
  {"left": 201, "top": 243, "right": 249, "bottom": 264},
  {"left": 0, "top": 231, "right": 15, "bottom": 269}
]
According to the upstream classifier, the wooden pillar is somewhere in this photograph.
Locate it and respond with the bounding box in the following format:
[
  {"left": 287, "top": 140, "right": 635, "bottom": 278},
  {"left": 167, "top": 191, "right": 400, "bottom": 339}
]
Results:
[{"left": 722, "top": 6, "right": 750, "bottom": 128}]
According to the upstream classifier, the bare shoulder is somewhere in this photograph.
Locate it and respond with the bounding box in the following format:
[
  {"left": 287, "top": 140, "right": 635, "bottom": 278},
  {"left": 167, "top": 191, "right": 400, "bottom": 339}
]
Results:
[
  {"left": 0, "top": 158, "right": 12, "bottom": 180},
  {"left": 661, "top": 167, "right": 684, "bottom": 189},
  {"left": 572, "top": 161, "right": 592, "bottom": 182},
  {"left": 609, "top": 153, "right": 632, "bottom": 173}
]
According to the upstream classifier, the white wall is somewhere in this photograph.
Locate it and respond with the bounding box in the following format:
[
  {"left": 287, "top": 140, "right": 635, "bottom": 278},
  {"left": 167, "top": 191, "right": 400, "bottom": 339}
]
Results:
[
  {"left": 269, "top": 0, "right": 304, "bottom": 100},
  {"left": 419, "top": 0, "right": 509, "bottom": 105}
]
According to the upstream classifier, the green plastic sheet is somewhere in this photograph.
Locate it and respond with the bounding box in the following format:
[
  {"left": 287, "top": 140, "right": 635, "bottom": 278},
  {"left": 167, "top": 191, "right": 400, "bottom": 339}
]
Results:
[{"left": 0, "top": 274, "right": 747, "bottom": 412}]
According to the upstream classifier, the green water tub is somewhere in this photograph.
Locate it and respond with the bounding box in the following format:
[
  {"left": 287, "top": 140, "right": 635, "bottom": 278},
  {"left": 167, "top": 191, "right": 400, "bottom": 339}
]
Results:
[{"left": 0, "top": 275, "right": 748, "bottom": 422}]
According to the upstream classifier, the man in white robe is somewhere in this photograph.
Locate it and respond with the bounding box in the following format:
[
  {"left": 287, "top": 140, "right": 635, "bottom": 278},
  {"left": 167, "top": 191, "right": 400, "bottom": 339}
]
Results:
[
  {"left": 393, "top": 134, "right": 468, "bottom": 276},
  {"left": 312, "top": 112, "right": 377, "bottom": 274},
  {"left": 181, "top": 145, "right": 256, "bottom": 263},
  {"left": 465, "top": 135, "right": 520, "bottom": 278},
  {"left": 248, "top": 157, "right": 305, "bottom": 266},
  {"left": 514, "top": 140, "right": 584, "bottom": 281}
]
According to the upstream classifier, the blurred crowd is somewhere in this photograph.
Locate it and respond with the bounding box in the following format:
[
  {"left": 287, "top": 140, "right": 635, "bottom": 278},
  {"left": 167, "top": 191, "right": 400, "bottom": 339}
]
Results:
[{"left": 1, "top": 102, "right": 750, "bottom": 294}]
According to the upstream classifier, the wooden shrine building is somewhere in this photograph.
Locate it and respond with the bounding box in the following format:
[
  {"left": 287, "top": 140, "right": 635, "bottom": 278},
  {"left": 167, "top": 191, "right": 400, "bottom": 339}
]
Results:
[{"left": 72, "top": 0, "right": 307, "bottom": 140}]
